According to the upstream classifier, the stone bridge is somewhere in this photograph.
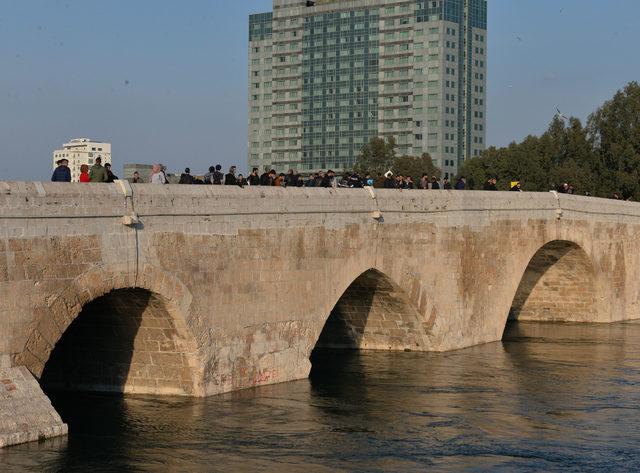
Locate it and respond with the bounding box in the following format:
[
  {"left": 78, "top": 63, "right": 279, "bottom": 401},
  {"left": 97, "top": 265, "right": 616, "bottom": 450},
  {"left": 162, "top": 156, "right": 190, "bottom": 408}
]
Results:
[{"left": 1, "top": 182, "right": 639, "bottom": 446}]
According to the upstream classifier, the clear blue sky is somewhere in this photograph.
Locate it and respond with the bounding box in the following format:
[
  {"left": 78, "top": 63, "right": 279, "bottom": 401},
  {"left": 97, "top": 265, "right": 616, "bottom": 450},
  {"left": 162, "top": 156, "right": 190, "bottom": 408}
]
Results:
[{"left": 1, "top": 0, "right": 638, "bottom": 180}]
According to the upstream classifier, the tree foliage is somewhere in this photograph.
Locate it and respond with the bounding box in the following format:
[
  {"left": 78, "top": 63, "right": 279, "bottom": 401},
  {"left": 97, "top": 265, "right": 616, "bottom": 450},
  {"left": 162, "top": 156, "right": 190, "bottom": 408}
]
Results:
[
  {"left": 460, "top": 81, "right": 640, "bottom": 198},
  {"left": 354, "top": 136, "right": 397, "bottom": 176},
  {"left": 393, "top": 154, "right": 441, "bottom": 182},
  {"left": 588, "top": 81, "right": 640, "bottom": 198},
  {"left": 354, "top": 136, "right": 441, "bottom": 182}
]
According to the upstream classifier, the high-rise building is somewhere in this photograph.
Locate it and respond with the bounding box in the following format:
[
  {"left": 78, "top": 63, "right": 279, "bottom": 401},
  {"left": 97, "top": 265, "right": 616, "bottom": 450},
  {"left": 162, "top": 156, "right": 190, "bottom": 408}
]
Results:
[
  {"left": 52, "top": 138, "right": 112, "bottom": 182},
  {"left": 248, "top": 0, "right": 487, "bottom": 177}
]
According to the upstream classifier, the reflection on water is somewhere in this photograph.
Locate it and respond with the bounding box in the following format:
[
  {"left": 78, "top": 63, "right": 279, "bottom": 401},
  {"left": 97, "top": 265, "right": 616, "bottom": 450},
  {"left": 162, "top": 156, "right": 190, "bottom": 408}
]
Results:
[{"left": 3, "top": 321, "right": 640, "bottom": 472}]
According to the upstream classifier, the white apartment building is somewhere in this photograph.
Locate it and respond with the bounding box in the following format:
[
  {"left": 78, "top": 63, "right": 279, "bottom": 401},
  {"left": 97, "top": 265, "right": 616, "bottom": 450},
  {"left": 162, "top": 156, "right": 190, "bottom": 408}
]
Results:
[{"left": 52, "top": 138, "right": 112, "bottom": 182}]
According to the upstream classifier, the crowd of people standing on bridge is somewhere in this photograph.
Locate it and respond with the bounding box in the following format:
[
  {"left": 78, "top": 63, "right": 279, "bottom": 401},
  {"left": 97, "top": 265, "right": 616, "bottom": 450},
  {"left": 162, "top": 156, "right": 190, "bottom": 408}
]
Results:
[
  {"left": 52, "top": 158, "right": 521, "bottom": 192},
  {"left": 50, "top": 156, "right": 459, "bottom": 189},
  {"left": 168, "top": 165, "right": 522, "bottom": 193},
  {"left": 150, "top": 165, "right": 602, "bottom": 196},
  {"left": 171, "top": 166, "right": 474, "bottom": 191},
  {"left": 51, "top": 157, "right": 119, "bottom": 183},
  {"left": 55, "top": 159, "right": 623, "bottom": 197},
  {"left": 151, "top": 164, "right": 508, "bottom": 192}
]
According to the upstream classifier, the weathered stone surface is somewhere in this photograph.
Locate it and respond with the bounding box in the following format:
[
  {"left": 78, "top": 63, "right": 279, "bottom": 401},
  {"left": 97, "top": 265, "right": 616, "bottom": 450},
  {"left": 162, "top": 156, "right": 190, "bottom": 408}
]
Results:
[
  {"left": 1, "top": 182, "right": 640, "bottom": 447},
  {"left": 0, "top": 366, "right": 67, "bottom": 448}
]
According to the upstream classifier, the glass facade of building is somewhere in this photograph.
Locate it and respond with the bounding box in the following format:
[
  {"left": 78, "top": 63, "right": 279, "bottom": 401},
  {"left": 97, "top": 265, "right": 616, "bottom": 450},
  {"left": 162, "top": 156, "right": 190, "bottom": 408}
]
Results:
[
  {"left": 301, "top": 9, "right": 379, "bottom": 170},
  {"left": 248, "top": 0, "right": 487, "bottom": 177},
  {"left": 249, "top": 12, "right": 273, "bottom": 42}
]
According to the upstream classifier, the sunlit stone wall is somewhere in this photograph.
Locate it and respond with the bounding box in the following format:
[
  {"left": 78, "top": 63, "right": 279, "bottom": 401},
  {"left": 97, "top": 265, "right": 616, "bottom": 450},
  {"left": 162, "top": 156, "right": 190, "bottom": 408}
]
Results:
[{"left": 0, "top": 182, "right": 639, "bottom": 425}]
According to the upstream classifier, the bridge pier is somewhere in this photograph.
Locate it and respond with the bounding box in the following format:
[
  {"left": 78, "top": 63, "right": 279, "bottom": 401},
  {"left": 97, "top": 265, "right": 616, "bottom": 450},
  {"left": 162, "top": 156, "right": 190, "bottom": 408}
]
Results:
[{"left": 0, "top": 366, "right": 67, "bottom": 448}]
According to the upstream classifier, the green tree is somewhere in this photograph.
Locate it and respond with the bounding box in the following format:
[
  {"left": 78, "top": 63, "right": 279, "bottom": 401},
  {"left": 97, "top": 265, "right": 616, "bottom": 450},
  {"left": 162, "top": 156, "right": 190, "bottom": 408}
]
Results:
[
  {"left": 393, "top": 153, "right": 441, "bottom": 183},
  {"left": 355, "top": 137, "right": 441, "bottom": 183},
  {"left": 588, "top": 81, "right": 640, "bottom": 199},
  {"left": 461, "top": 81, "right": 640, "bottom": 197},
  {"left": 461, "top": 138, "right": 547, "bottom": 191}
]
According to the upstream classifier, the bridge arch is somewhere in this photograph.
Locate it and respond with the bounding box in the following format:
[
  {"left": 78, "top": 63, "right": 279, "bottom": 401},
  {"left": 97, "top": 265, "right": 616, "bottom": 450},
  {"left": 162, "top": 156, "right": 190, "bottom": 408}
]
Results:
[
  {"left": 509, "top": 240, "right": 598, "bottom": 323},
  {"left": 312, "top": 268, "right": 431, "bottom": 355},
  {"left": 15, "top": 263, "right": 204, "bottom": 396}
]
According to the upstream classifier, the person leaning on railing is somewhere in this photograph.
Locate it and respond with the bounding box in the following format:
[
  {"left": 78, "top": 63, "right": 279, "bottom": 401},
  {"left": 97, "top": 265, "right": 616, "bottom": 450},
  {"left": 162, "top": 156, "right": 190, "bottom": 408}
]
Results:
[
  {"left": 89, "top": 156, "right": 108, "bottom": 182},
  {"left": 51, "top": 158, "right": 71, "bottom": 182},
  {"left": 79, "top": 164, "right": 90, "bottom": 182}
]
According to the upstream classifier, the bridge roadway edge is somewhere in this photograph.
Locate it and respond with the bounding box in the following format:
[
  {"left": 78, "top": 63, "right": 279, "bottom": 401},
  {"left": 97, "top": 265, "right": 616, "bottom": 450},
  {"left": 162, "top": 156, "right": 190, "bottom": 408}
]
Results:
[{"left": 1, "top": 181, "right": 640, "bottom": 447}]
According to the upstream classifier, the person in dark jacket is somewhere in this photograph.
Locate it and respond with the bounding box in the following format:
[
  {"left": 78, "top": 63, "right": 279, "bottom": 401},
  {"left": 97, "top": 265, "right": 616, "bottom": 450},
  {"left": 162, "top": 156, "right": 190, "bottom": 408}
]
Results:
[
  {"left": 105, "top": 163, "right": 118, "bottom": 183},
  {"left": 51, "top": 159, "right": 71, "bottom": 182},
  {"left": 179, "top": 168, "right": 194, "bottom": 184},
  {"left": 259, "top": 170, "right": 271, "bottom": 186},
  {"left": 383, "top": 171, "right": 395, "bottom": 189},
  {"left": 348, "top": 173, "right": 364, "bottom": 188},
  {"left": 203, "top": 166, "right": 215, "bottom": 184},
  {"left": 237, "top": 174, "right": 247, "bottom": 188},
  {"left": 224, "top": 166, "right": 237, "bottom": 185},
  {"left": 305, "top": 173, "right": 317, "bottom": 187},
  {"left": 483, "top": 177, "right": 497, "bottom": 191},
  {"left": 443, "top": 178, "right": 452, "bottom": 190},
  {"left": 455, "top": 176, "right": 466, "bottom": 190},
  {"left": 405, "top": 176, "right": 415, "bottom": 189},
  {"left": 431, "top": 176, "right": 440, "bottom": 190},
  {"left": 284, "top": 169, "right": 298, "bottom": 187},
  {"left": 248, "top": 168, "right": 260, "bottom": 186},
  {"left": 320, "top": 170, "right": 335, "bottom": 188},
  {"left": 214, "top": 165, "right": 224, "bottom": 184},
  {"left": 207, "top": 164, "right": 223, "bottom": 185}
]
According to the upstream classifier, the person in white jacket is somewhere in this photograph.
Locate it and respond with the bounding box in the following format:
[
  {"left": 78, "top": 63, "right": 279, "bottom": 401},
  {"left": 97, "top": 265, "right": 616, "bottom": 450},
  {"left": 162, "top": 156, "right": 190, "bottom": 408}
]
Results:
[{"left": 150, "top": 164, "right": 167, "bottom": 184}]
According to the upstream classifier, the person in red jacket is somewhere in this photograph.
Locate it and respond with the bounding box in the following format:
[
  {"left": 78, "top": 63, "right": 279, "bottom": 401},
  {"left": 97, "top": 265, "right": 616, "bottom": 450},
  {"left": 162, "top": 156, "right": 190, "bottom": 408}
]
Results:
[{"left": 79, "top": 164, "right": 90, "bottom": 182}]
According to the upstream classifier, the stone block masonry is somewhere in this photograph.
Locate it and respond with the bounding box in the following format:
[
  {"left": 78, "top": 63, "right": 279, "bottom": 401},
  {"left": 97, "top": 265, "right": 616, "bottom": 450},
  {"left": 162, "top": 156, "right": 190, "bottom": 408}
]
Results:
[
  {"left": 2, "top": 182, "right": 640, "bottom": 447},
  {"left": 0, "top": 366, "right": 67, "bottom": 448}
]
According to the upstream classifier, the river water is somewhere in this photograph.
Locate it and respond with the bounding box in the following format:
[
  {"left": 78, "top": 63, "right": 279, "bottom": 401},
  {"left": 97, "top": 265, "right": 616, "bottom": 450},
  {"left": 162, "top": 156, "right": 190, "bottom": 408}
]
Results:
[{"left": 2, "top": 321, "right": 640, "bottom": 472}]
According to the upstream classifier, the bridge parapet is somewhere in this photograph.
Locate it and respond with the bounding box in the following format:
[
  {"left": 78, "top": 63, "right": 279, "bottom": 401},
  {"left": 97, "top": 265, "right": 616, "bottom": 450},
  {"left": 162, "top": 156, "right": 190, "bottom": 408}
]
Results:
[{"left": 0, "top": 181, "right": 613, "bottom": 224}]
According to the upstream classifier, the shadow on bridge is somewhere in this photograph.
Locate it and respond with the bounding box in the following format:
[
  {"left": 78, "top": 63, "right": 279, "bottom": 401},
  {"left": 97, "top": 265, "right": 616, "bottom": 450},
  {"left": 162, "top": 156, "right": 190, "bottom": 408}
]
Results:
[
  {"left": 311, "top": 269, "right": 429, "bottom": 374},
  {"left": 40, "top": 288, "right": 198, "bottom": 397},
  {"left": 508, "top": 240, "right": 597, "bottom": 324}
]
